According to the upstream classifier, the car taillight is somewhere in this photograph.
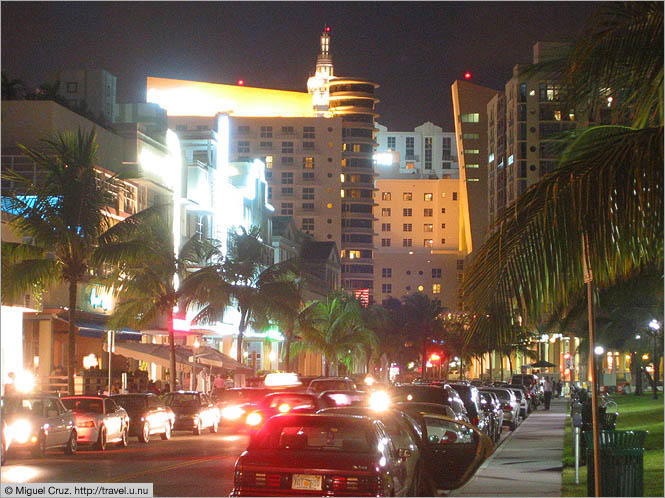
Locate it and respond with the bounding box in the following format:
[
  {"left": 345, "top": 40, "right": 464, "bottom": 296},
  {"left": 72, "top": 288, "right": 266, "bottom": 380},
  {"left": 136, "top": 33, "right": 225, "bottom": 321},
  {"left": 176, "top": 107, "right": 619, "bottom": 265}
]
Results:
[
  {"left": 503, "top": 403, "right": 513, "bottom": 410},
  {"left": 236, "top": 471, "right": 282, "bottom": 487},
  {"left": 472, "top": 416, "right": 479, "bottom": 426},
  {"left": 325, "top": 476, "right": 360, "bottom": 492},
  {"left": 77, "top": 421, "right": 95, "bottom": 428}
]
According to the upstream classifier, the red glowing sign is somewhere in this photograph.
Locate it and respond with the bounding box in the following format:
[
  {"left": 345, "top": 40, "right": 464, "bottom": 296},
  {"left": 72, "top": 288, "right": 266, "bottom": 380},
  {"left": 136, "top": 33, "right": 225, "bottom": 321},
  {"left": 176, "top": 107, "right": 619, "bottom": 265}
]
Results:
[
  {"left": 237, "top": 79, "right": 245, "bottom": 86},
  {"left": 354, "top": 288, "right": 370, "bottom": 307},
  {"left": 464, "top": 72, "right": 472, "bottom": 80}
]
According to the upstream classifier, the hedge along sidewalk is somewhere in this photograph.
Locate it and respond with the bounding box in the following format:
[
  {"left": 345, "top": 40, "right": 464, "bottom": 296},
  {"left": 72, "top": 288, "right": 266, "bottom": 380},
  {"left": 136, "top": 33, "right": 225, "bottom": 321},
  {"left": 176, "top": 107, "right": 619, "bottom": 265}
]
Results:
[
  {"left": 451, "top": 397, "right": 567, "bottom": 497},
  {"left": 561, "top": 394, "right": 664, "bottom": 497}
]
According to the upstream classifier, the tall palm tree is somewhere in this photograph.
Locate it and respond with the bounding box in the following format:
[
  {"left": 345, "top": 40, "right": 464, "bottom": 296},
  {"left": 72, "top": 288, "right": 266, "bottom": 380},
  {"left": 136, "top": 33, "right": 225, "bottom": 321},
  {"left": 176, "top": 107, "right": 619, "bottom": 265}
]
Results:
[
  {"left": 463, "top": 2, "right": 663, "bottom": 344},
  {"left": 181, "top": 226, "right": 296, "bottom": 364},
  {"left": 2, "top": 128, "right": 115, "bottom": 394},
  {"left": 93, "top": 208, "right": 213, "bottom": 392},
  {"left": 292, "top": 291, "right": 370, "bottom": 376}
]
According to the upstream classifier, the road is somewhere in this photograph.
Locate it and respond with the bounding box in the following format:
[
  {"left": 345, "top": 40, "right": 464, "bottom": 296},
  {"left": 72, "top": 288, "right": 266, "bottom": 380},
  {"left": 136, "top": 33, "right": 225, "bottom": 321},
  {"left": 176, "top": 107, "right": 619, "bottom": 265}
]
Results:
[
  {"left": 1, "top": 428, "right": 248, "bottom": 497},
  {"left": 1, "top": 423, "right": 515, "bottom": 496}
]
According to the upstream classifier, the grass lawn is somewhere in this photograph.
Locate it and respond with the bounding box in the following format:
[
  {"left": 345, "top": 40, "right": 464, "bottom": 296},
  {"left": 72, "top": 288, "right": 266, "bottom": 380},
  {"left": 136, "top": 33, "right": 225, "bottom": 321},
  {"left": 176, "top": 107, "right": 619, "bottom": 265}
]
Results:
[{"left": 562, "top": 394, "right": 664, "bottom": 496}]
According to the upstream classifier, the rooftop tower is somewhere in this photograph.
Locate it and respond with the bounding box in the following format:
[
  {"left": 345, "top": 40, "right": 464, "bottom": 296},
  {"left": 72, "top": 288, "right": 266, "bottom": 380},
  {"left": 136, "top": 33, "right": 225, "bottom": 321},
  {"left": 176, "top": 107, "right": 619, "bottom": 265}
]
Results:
[{"left": 307, "top": 25, "right": 335, "bottom": 117}]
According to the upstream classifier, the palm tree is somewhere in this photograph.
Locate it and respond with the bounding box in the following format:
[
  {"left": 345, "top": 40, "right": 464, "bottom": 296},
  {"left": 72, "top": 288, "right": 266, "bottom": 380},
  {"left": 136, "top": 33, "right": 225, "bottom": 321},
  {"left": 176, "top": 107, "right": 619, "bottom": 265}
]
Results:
[
  {"left": 401, "top": 293, "right": 443, "bottom": 378},
  {"left": 1, "top": 72, "right": 26, "bottom": 100},
  {"left": 292, "top": 291, "right": 370, "bottom": 376},
  {"left": 181, "top": 226, "right": 297, "bottom": 364},
  {"left": 93, "top": 208, "right": 213, "bottom": 392},
  {"left": 2, "top": 128, "right": 115, "bottom": 394},
  {"left": 463, "top": 2, "right": 663, "bottom": 344}
]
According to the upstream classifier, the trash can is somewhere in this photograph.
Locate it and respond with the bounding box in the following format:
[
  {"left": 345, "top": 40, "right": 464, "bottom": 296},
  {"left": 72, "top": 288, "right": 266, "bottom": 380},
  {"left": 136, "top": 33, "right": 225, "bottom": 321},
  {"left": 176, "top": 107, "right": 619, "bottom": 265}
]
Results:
[{"left": 584, "top": 430, "right": 647, "bottom": 497}]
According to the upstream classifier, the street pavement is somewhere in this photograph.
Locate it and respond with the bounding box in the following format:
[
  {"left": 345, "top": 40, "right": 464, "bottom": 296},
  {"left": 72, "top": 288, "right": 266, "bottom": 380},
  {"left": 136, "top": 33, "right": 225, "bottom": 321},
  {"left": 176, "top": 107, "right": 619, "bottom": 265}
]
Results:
[{"left": 451, "top": 397, "right": 567, "bottom": 497}]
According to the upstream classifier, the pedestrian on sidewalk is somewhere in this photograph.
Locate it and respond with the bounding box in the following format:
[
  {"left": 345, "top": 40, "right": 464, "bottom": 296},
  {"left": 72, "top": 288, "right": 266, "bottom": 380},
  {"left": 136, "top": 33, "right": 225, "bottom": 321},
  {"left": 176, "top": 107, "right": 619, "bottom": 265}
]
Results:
[{"left": 543, "top": 376, "right": 553, "bottom": 409}]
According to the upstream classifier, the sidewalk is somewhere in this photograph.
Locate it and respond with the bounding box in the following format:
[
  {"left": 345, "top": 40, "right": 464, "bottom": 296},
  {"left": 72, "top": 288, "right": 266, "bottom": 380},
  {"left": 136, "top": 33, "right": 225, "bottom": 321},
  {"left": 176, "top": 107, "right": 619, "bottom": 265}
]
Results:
[{"left": 451, "top": 397, "right": 568, "bottom": 497}]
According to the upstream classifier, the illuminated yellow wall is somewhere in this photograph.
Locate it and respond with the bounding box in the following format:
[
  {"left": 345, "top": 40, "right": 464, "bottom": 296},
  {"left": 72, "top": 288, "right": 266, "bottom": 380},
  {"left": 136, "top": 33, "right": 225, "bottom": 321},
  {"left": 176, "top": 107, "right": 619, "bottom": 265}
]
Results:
[{"left": 146, "top": 77, "right": 315, "bottom": 118}]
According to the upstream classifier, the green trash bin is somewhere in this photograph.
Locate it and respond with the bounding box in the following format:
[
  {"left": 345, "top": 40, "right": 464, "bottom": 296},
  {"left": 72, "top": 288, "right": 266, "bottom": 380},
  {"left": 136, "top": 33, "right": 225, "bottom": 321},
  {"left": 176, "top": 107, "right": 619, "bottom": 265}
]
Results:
[{"left": 584, "top": 430, "right": 647, "bottom": 497}]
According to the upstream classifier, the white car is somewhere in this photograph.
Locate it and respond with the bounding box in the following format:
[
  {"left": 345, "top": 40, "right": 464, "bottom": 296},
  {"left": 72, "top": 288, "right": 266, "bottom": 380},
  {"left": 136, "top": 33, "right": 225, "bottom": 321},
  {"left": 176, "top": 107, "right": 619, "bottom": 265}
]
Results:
[{"left": 61, "top": 396, "right": 129, "bottom": 450}]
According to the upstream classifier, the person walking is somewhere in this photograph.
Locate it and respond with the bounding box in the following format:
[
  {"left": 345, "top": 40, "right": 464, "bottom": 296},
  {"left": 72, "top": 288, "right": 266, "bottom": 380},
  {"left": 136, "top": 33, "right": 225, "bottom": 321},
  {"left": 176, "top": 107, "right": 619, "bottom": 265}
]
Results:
[{"left": 543, "top": 376, "right": 553, "bottom": 410}]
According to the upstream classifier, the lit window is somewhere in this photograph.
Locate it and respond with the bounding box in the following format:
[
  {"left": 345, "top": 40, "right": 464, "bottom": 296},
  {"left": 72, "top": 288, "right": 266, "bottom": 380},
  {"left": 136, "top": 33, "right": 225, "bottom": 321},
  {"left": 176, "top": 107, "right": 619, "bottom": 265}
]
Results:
[
  {"left": 405, "top": 162, "right": 415, "bottom": 169},
  {"left": 382, "top": 192, "right": 391, "bottom": 201},
  {"left": 403, "top": 192, "right": 412, "bottom": 201},
  {"left": 463, "top": 149, "right": 479, "bottom": 155},
  {"left": 424, "top": 239, "right": 433, "bottom": 247},
  {"left": 460, "top": 113, "right": 480, "bottom": 123},
  {"left": 463, "top": 133, "right": 480, "bottom": 139},
  {"left": 432, "top": 283, "right": 441, "bottom": 294},
  {"left": 508, "top": 154, "right": 514, "bottom": 165},
  {"left": 265, "top": 156, "right": 273, "bottom": 169},
  {"left": 303, "top": 157, "right": 315, "bottom": 169},
  {"left": 424, "top": 224, "right": 433, "bottom": 232},
  {"left": 382, "top": 208, "right": 391, "bottom": 217},
  {"left": 466, "top": 164, "right": 479, "bottom": 168},
  {"left": 424, "top": 193, "right": 433, "bottom": 201}
]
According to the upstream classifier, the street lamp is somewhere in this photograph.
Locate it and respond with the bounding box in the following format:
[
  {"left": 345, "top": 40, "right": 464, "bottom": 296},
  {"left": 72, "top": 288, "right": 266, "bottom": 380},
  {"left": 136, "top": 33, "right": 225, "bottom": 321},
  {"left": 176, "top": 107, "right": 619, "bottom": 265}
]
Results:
[
  {"left": 647, "top": 320, "right": 661, "bottom": 399},
  {"left": 594, "top": 346, "right": 604, "bottom": 396}
]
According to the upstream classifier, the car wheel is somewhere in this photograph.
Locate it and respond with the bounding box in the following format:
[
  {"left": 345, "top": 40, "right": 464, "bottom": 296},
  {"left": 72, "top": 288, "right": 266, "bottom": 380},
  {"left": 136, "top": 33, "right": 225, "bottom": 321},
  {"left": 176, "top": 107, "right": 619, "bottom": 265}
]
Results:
[
  {"left": 209, "top": 420, "right": 218, "bottom": 434},
  {"left": 193, "top": 420, "right": 202, "bottom": 436},
  {"left": 96, "top": 426, "right": 107, "bottom": 451},
  {"left": 139, "top": 422, "right": 150, "bottom": 444},
  {"left": 119, "top": 427, "right": 129, "bottom": 448},
  {"left": 161, "top": 423, "right": 171, "bottom": 441},
  {"left": 32, "top": 435, "right": 47, "bottom": 458},
  {"left": 64, "top": 430, "right": 77, "bottom": 455}
]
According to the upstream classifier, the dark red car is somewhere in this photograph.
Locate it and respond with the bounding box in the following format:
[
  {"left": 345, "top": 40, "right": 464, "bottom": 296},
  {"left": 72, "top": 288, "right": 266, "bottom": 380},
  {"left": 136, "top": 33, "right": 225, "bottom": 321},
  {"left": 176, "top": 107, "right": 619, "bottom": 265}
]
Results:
[{"left": 231, "top": 413, "right": 410, "bottom": 496}]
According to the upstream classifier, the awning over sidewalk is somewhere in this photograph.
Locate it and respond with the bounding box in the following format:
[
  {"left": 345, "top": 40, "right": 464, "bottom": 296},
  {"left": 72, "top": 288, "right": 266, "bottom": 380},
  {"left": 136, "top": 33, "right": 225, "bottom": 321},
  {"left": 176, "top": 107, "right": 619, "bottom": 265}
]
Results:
[{"left": 108, "top": 342, "right": 253, "bottom": 374}]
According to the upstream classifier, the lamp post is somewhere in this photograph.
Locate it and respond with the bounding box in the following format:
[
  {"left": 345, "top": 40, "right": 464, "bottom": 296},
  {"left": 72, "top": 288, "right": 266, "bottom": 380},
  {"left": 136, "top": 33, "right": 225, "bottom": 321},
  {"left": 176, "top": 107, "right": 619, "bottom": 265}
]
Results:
[
  {"left": 594, "top": 346, "right": 604, "bottom": 397},
  {"left": 648, "top": 320, "right": 661, "bottom": 400}
]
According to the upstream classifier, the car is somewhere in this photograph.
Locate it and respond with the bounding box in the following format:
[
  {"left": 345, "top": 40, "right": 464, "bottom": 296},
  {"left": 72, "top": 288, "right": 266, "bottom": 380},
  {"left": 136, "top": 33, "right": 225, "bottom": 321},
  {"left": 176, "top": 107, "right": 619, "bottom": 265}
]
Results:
[
  {"left": 511, "top": 374, "right": 542, "bottom": 408},
  {"left": 477, "top": 390, "right": 504, "bottom": 443},
  {"left": 61, "top": 396, "right": 129, "bottom": 450},
  {"left": 394, "top": 401, "right": 458, "bottom": 421},
  {"left": 316, "top": 406, "right": 435, "bottom": 495},
  {"left": 307, "top": 377, "right": 357, "bottom": 394},
  {"left": 232, "top": 413, "right": 415, "bottom": 496},
  {"left": 317, "top": 390, "right": 370, "bottom": 409},
  {"left": 111, "top": 393, "right": 175, "bottom": 443},
  {"left": 508, "top": 384, "right": 535, "bottom": 413},
  {"left": 480, "top": 387, "right": 520, "bottom": 431},
  {"left": 1, "top": 394, "right": 77, "bottom": 458},
  {"left": 213, "top": 388, "right": 273, "bottom": 430},
  {"left": 162, "top": 391, "right": 220, "bottom": 435},
  {"left": 448, "top": 383, "right": 492, "bottom": 437},
  {"left": 506, "top": 386, "right": 529, "bottom": 418},
  {"left": 391, "top": 384, "right": 470, "bottom": 423},
  {"left": 243, "top": 392, "right": 324, "bottom": 432}
]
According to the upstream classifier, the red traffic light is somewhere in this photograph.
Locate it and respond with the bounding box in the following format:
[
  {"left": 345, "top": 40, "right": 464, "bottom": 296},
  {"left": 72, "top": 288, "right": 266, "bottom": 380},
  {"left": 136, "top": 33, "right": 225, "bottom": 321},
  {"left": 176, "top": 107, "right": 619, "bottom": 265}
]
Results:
[
  {"left": 464, "top": 72, "right": 472, "bottom": 80},
  {"left": 237, "top": 79, "right": 245, "bottom": 86},
  {"left": 325, "top": 26, "right": 331, "bottom": 33}
]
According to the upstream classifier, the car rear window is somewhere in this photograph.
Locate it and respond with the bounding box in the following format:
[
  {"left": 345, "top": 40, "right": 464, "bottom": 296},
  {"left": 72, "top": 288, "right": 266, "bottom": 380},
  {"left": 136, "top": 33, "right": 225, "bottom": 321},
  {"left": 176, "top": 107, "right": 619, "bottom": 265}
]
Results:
[
  {"left": 309, "top": 380, "right": 351, "bottom": 392},
  {"left": 251, "top": 418, "right": 375, "bottom": 453},
  {"left": 163, "top": 393, "right": 199, "bottom": 406},
  {"left": 112, "top": 396, "right": 147, "bottom": 410},
  {"left": 319, "top": 391, "right": 368, "bottom": 407},
  {"left": 481, "top": 389, "right": 511, "bottom": 402},
  {"left": 61, "top": 398, "right": 103, "bottom": 413},
  {"left": 391, "top": 386, "right": 447, "bottom": 405}
]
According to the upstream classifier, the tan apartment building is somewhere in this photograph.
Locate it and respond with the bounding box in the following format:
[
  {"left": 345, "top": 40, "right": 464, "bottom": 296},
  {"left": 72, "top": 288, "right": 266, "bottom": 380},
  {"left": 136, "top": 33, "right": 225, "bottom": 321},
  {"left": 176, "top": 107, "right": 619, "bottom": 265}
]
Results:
[{"left": 373, "top": 179, "right": 466, "bottom": 309}]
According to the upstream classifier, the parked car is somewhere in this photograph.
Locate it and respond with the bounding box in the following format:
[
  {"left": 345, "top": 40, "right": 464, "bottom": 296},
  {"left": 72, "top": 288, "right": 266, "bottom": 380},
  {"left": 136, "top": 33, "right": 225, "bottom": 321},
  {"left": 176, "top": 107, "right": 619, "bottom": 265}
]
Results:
[
  {"left": 448, "top": 383, "right": 491, "bottom": 437},
  {"left": 480, "top": 387, "right": 520, "bottom": 431},
  {"left": 511, "top": 374, "right": 542, "bottom": 408},
  {"left": 244, "top": 392, "right": 323, "bottom": 432},
  {"left": 162, "top": 391, "right": 220, "bottom": 435},
  {"left": 390, "top": 384, "right": 469, "bottom": 423},
  {"left": 1, "top": 394, "right": 77, "bottom": 458},
  {"left": 508, "top": 384, "right": 535, "bottom": 413},
  {"left": 232, "top": 413, "right": 415, "bottom": 496},
  {"left": 506, "top": 386, "right": 529, "bottom": 419},
  {"left": 394, "top": 401, "right": 458, "bottom": 421},
  {"left": 111, "top": 393, "right": 174, "bottom": 443},
  {"left": 316, "top": 406, "right": 435, "bottom": 495},
  {"left": 307, "top": 377, "right": 357, "bottom": 394},
  {"left": 61, "top": 396, "right": 129, "bottom": 450},
  {"left": 477, "top": 390, "right": 503, "bottom": 443}
]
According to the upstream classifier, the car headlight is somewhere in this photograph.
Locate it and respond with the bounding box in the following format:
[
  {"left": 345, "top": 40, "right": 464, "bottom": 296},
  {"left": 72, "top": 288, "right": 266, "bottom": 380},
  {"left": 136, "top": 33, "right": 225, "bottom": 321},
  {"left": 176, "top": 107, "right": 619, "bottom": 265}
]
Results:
[
  {"left": 245, "top": 412, "right": 263, "bottom": 427},
  {"left": 369, "top": 391, "right": 391, "bottom": 412},
  {"left": 9, "top": 419, "right": 33, "bottom": 444},
  {"left": 222, "top": 406, "right": 245, "bottom": 420}
]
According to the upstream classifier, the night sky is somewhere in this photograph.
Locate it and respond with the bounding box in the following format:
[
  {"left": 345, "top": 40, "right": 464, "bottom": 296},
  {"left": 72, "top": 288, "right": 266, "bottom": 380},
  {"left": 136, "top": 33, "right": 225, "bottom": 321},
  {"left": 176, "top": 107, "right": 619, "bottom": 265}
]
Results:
[{"left": 2, "top": 1, "right": 601, "bottom": 131}]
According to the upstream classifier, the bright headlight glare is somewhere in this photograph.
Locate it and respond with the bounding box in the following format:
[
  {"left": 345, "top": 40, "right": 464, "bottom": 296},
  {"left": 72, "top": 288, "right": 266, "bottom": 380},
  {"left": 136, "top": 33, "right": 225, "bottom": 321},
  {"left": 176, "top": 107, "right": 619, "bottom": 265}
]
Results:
[
  {"left": 222, "top": 406, "right": 245, "bottom": 420},
  {"left": 369, "top": 391, "right": 391, "bottom": 412},
  {"left": 14, "top": 371, "right": 35, "bottom": 394},
  {"left": 245, "top": 412, "right": 262, "bottom": 426},
  {"left": 10, "top": 419, "right": 33, "bottom": 444}
]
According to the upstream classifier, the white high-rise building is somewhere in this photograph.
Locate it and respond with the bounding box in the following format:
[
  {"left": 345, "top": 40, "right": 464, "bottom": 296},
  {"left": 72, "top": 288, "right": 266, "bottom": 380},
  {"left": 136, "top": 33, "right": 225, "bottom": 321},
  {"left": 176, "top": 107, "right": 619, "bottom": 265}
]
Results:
[{"left": 307, "top": 25, "right": 334, "bottom": 117}]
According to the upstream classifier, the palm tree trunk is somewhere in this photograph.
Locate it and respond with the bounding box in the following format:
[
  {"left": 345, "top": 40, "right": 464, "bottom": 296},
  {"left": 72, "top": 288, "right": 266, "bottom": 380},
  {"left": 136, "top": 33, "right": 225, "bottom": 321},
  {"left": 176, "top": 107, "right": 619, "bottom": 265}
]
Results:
[
  {"left": 68, "top": 280, "right": 78, "bottom": 395},
  {"left": 237, "top": 309, "right": 247, "bottom": 364},
  {"left": 284, "top": 325, "right": 293, "bottom": 372},
  {"left": 169, "top": 326, "right": 177, "bottom": 393},
  {"left": 489, "top": 351, "right": 493, "bottom": 381},
  {"left": 508, "top": 353, "right": 514, "bottom": 376}
]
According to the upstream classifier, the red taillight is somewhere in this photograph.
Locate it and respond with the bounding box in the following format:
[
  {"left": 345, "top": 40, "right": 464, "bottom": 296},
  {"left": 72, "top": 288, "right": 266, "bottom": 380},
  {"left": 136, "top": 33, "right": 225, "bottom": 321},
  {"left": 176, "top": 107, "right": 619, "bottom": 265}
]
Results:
[
  {"left": 327, "top": 476, "right": 360, "bottom": 492},
  {"left": 243, "top": 472, "right": 281, "bottom": 487},
  {"left": 503, "top": 403, "right": 513, "bottom": 410},
  {"left": 472, "top": 416, "right": 479, "bottom": 426},
  {"left": 332, "top": 477, "right": 347, "bottom": 491}
]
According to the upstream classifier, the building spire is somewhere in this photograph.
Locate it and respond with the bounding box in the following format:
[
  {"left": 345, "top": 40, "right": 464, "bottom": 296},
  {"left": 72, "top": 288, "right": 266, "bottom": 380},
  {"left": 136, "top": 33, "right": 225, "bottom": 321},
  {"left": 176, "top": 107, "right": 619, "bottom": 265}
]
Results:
[{"left": 308, "top": 25, "right": 334, "bottom": 117}]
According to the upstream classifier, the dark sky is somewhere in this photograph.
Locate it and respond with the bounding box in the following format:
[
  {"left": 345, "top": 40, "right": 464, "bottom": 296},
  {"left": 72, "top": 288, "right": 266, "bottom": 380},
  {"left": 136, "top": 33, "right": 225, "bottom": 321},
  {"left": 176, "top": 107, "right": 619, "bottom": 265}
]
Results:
[{"left": 2, "top": 1, "right": 601, "bottom": 131}]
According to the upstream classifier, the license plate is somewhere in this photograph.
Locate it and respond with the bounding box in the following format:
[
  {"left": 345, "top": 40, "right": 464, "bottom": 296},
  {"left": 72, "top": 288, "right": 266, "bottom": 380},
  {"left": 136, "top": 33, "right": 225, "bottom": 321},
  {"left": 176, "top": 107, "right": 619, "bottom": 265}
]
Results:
[{"left": 292, "top": 474, "right": 322, "bottom": 490}]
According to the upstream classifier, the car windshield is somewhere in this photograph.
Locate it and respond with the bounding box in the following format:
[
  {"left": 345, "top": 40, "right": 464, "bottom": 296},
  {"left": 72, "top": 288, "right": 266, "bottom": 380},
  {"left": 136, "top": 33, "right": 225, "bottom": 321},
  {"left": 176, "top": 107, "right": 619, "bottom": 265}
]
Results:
[
  {"left": 310, "top": 380, "right": 350, "bottom": 392},
  {"left": 1, "top": 397, "right": 45, "bottom": 416},
  {"left": 164, "top": 394, "right": 199, "bottom": 407},
  {"left": 61, "top": 398, "right": 103, "bottom": 413},
  {"left": 112, "top": 396, "right": 147, "bottom": 410},
  {"left": 251, "top": 418, "right": 375, "bottom": 453},
  {"left": 214, "top": 389, "right": 268, "bottom": 403}
]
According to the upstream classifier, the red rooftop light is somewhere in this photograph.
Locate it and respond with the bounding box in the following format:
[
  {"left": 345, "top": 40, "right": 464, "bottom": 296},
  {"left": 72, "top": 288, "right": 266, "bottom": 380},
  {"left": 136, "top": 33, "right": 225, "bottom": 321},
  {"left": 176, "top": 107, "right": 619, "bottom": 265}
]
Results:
[
  {"left": 325, "top": 26, "right": 331, "bottom": 32},
  {"left": 464, "top": 72, "right": 472, "bottom": 80},
  {"left": 237, "top": 79, "right": 245, "bottom": 86}
]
